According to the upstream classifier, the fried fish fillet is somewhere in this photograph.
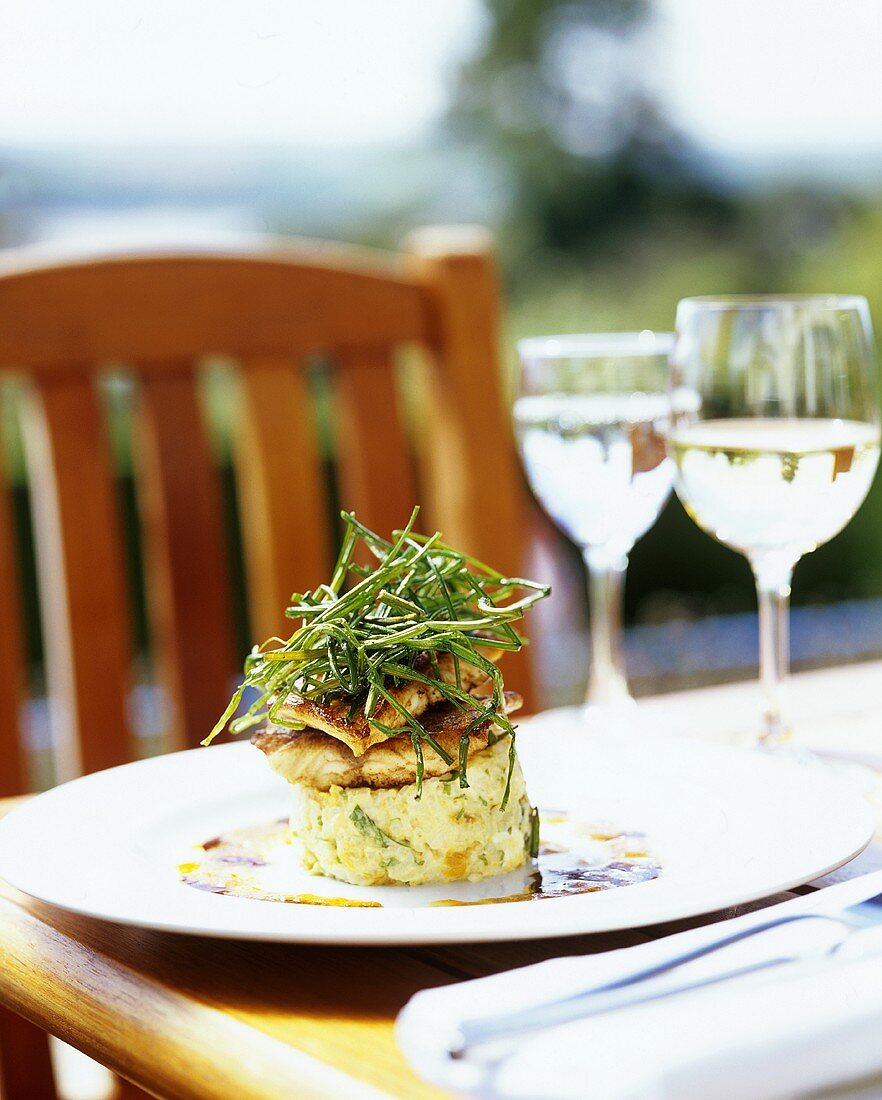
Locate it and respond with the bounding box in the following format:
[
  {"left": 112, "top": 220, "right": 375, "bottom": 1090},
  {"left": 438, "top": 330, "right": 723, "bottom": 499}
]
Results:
[
  {"left": 253, "top": 690, "right": 522, "bottom": 791},
  {"left": 272, "top": 649, "right": 501, "bottom": 756}
]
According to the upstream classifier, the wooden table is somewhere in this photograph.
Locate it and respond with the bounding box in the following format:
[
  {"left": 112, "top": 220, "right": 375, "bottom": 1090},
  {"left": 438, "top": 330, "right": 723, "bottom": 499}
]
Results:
[{"left": 3, "top": 661, "right": 882, "bottom": 1100}]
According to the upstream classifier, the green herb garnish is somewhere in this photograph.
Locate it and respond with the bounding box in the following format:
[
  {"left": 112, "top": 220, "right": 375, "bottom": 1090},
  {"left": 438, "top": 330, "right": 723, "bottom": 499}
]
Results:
[
  {"left": 204, "top": 507, "right": 549, "bottom": 803},
  {"left": 529, "top": 806, "right": 540, "bottom": 858},
  {"left": 350, "top": 807, "right": 423, "bottom": 862},
  {"left": 458, "top": 734, "right": 471, "bottom": 790},
  {"left": 350, "top": 806, "right": 400, "bottom": 848}
]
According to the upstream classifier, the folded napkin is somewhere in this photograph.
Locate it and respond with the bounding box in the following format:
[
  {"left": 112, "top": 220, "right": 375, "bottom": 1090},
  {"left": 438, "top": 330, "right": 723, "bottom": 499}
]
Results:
[{"left": 397, "top": 874, "right": 882, "bottom": 1100}]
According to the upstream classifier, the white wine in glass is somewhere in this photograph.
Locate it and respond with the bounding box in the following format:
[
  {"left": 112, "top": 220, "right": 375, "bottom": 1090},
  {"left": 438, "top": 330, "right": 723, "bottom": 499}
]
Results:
[
  {"left": 669, "top": 296, "right": 881, "bottom": 745},
  {"left": 515, "top": 332, "right": 675, "bottom": 724}
]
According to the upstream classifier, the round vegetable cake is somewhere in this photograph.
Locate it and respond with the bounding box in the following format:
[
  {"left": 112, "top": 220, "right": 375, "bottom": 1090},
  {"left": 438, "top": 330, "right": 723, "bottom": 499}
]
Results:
[{"left": 288, "top": 737, "right": 532, "bottom": 886}]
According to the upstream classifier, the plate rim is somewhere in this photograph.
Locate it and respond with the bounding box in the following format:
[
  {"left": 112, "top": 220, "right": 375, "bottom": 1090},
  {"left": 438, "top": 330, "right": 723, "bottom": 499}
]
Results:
[{"left": 0, "top": 730, "right": 873, "bottom": 945}]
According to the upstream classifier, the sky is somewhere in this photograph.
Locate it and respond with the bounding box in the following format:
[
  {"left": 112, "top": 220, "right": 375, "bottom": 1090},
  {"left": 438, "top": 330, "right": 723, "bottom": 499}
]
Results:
[
  {"left": 655, "top": 0, "right": 882, "bottom": 158},
  {"left": 0, "top": 0, "right": 479, "bottom": 148},
  {"left": 1, "top": 0, "right": 881, "bottom": 162}
]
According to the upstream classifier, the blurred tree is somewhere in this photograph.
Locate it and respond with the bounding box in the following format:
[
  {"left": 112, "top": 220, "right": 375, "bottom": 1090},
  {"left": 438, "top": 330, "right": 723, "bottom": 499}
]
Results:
[
  {"left": 449, "top": 0, "right": 735, "bottom": 266},
  {"left": 447, "top": 0, "right": 882, "bottom": 667}
]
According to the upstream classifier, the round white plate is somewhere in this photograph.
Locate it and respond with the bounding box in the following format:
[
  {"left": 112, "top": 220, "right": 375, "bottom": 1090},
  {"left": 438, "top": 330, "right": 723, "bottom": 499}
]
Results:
[{"left": 0, "top": 715, "right": 872, "bottom": 944}]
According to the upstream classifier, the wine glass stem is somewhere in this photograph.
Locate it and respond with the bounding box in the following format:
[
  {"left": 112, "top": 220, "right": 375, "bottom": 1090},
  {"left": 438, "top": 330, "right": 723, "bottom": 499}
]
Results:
[
  {"left": 751, "top": 558, "right": 794, "bottom": 747},
  {"left": 584, "top": 549, "right": 631, "bottom": 708}
]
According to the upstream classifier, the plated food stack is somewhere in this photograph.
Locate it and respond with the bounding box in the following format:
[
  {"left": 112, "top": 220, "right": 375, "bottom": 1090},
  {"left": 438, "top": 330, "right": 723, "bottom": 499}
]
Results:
[{"left": 205, "top": 509, "right": 549, "bottom": 886}]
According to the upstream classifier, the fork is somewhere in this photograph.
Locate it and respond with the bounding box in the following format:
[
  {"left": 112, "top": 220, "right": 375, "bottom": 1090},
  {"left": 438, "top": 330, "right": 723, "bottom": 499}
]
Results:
[{"left": 449, "top": 908, "right": 868, "bottom": 1058}]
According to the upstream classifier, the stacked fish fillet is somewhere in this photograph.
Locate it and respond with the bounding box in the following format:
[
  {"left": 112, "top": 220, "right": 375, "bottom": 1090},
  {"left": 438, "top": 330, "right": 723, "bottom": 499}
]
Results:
[{"left": 252, "top": 650, "right": 532, "bottom": 887}]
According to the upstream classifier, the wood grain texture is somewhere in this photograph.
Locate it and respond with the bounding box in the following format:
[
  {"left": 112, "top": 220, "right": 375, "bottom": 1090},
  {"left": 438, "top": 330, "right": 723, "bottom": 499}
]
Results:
[
  {"left": 0, "top": 888, "right": 395, "bottom": 1100},
  {"left": 333, "top": 346, "right": 419, "bottom": 541},
  {"left": 0, "top": 233, "right": 537, "bottom": 711},
  {"left": 0, "top": 867, "right": 448, "bottom": 1100},
  {"left": 21, "top": 374, "right": 134, "bottom": 779},
  {"left": 133, "top": 367, "right": 236, "bottom": 749},
  {"left": 404, "top": 228, "right": 523, "bottom": 572},
  {"left": 405, "top": 228, "right": 535, "bottom": 703},
  {"left": 235, "top": 355, "right": 332, "bottom": 643},
  {"left": 0, "top": 248, "right": 430, "bottom": 369}
]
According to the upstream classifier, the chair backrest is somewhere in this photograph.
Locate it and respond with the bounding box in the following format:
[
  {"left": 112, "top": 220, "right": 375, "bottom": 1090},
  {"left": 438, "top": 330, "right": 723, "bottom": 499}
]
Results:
[{"left": 0, "top": 227, "right": 533, "bottom": 796}]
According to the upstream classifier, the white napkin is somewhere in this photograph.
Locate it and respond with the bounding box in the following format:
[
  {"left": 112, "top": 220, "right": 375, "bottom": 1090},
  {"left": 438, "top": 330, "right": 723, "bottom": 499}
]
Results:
[{"left": 397, "top": 873, "right": 882, "bottom": 1100}]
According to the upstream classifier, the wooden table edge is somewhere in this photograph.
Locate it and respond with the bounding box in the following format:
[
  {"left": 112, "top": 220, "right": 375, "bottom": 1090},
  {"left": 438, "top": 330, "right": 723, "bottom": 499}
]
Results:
[
  {"left": 0, "top": 798, "right": 401, "bottom": 1099},
  {"left": 0, "top": 891, "right": 387, "bottom": 1100}
]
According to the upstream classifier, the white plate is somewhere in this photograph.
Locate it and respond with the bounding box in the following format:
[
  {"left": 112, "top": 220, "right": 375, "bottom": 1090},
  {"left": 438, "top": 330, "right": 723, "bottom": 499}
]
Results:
[{"left": 0, "top": 715, "right": 872, "bottom": 944}]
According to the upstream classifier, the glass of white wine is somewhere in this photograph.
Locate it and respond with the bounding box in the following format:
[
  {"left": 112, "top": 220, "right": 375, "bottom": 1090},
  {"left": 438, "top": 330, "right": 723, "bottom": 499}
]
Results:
[
  {"left": 515, "top": 332, "right": 675, "bottom": 727},
  {"left": 669, "top": 295, "right": 880, "bottom": 746}
]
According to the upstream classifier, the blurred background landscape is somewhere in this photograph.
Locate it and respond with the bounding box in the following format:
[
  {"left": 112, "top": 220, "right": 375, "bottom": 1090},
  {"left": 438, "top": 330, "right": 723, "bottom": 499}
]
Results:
[{"left": 3, "top": 0, "right": 882, "bottom": 706}]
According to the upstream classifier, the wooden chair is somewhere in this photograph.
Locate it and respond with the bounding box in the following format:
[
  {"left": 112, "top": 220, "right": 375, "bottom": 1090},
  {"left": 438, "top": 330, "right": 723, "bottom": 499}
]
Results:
[{"left": 0, "top": 227, "right": 533, "bottom": 1099}]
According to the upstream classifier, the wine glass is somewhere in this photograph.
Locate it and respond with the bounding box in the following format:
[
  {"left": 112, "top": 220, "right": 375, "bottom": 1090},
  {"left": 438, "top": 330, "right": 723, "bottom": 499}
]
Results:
[
  {"left": 669, "top": 295, "right": 880, "bottom": 747},
  {"left": 515, "top": 332, "right": 675, "bottom": 727}
]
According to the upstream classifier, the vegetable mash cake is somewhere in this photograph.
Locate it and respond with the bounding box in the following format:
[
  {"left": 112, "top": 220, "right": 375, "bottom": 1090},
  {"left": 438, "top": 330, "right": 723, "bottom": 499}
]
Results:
[{"left": 205, "top": 508, "right": 549, "bottom": 886}]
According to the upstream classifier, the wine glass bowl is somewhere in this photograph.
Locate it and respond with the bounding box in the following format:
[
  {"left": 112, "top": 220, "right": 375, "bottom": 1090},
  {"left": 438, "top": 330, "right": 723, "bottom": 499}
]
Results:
[
  {"left": 669, "top": 295, "right": 881, "bottom": 745},
  {"left": 515, "top": 332, "right": 675, "bottom": 721}
]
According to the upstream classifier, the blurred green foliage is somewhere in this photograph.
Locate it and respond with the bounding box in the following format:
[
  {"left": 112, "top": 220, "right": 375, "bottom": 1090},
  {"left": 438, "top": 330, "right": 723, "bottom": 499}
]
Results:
[
  {"left": 3, "top": 0, "right": 881, "bottom": 677},
  {"left": 501, "top": 201, "right": 882, "bottom": 621},
  {"left": 449, "top": 0, "right": 735, "bottom": 272},
  {"left": 449, "top": 0, "right": 882, "bottom": 621}
]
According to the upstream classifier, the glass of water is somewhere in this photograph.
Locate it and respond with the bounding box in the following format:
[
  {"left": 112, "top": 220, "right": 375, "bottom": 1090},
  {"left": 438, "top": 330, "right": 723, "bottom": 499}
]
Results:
[
  {"left": 669, "top": 295, "right": 880, "bottom": 746},
  {"left": 515, "top": 332, "right": 675, "bottom": 726}
]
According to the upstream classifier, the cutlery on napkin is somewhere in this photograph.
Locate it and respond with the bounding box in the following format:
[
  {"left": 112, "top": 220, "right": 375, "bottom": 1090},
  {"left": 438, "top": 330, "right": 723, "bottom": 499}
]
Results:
[{"left": 397, "top": 872, "right": 882, "bottom": 1100}]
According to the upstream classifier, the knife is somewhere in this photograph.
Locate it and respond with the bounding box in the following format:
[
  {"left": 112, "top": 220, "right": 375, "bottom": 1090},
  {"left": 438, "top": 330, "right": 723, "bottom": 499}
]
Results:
[{"left": 450, "top": 872, "right": 882, "bottom": 1059}]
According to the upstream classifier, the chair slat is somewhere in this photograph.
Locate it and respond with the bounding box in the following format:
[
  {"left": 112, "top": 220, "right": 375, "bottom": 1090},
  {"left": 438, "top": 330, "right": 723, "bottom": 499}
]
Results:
[
  {"left": 0, "top": 251, "right": 430, "bottom": 369},
  {"left": 0, "top": 1005, "right": 56, "bottom": 1099},
  {"left": 333, "top": 346, "right": 418, "bottom": 539},
  {"left": 235, "top": 355, "right": 332, "bottom": 643},
  {"left": 22, "top": 374, "right": 133, "bottom": 779},
  {"left": 133, "top": 367, "right": 236, "bottom": 749},
  {"left": 0, "top": 441, "right": 28, "bottom": 798},
  {"left": 0, "top": 232, "right": 538, "bottom": 1100},
  {"left": 406, "top": 230, "right": 535, "bottom": 702}
]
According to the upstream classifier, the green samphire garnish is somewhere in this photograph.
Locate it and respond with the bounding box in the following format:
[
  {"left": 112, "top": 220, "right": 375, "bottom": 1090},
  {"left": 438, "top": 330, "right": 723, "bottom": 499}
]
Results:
[{"left": 204, "top": 507, "right": 550, "bottom": 802}]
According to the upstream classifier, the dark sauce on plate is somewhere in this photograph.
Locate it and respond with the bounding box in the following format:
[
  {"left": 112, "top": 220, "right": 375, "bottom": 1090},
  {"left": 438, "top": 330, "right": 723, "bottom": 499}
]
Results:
[
  {"left": 430, "top": 853, "right": 659, "bottom": 905},
  {"left": 179, "top": 814, "right": 660, "bottom": 907}
]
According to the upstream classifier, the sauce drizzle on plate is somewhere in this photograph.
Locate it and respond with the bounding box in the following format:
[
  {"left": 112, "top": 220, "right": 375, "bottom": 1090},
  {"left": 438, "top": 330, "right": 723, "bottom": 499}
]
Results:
[{"left": 179, "top": 813, "right": 660, "bottom": 908}]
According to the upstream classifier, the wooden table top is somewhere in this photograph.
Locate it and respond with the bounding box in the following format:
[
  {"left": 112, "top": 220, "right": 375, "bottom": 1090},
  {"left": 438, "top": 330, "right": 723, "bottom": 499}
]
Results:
[{"left": 3, "top": 660, "right": 882, "bottom": 1100}]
